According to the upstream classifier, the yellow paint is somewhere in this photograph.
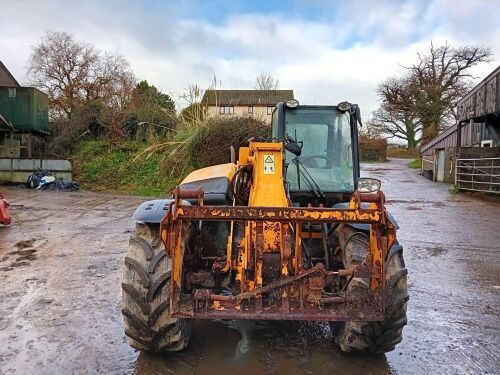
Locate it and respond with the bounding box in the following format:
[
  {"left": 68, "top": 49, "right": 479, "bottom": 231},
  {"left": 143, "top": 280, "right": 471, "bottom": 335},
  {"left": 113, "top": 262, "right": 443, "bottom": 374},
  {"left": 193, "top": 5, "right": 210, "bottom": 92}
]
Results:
[
  {"left": 238, "top": 147, "right": 250, "bottom": 166},
  {"left": 181, "top": 163, "right": 236, "bottom": 185}
]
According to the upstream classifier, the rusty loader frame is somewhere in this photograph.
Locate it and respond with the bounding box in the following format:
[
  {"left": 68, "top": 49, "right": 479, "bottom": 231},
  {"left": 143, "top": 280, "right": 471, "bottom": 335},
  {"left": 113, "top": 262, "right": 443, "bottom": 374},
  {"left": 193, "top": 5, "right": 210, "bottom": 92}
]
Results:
[{"left": 161, "top": 187, "right": 397, "bottom": 322}]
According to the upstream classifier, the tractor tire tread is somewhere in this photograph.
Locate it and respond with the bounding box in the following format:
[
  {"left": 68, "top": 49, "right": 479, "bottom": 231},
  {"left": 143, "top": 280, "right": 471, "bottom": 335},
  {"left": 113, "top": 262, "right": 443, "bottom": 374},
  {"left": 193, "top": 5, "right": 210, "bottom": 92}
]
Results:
[
  {"left": 122, "top": 223, "right": 190, "bottom": 352},
  {"left": 334, "top": 232, "right": 408, "bottom": 354}
]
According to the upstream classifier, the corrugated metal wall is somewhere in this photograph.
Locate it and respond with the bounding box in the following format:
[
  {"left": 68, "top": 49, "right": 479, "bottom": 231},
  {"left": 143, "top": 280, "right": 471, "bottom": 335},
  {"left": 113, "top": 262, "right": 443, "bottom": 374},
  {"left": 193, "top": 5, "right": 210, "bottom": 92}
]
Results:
[
  {"left": 0, "top": 87, "right": 49, "bottom": 133},
  {"left": 421, "top": 121, "right": 498, "bottom": 156}
]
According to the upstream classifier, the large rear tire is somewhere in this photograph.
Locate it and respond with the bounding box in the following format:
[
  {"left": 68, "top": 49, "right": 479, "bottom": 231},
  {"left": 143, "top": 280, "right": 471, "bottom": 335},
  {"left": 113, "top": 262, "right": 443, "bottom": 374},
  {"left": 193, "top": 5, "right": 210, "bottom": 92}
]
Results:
[
  {"left": 332, "top": 225, "right": 408, "bottom": 353},
  {"left": 121, "top": 222, "right": 191, "bottom": 352}
]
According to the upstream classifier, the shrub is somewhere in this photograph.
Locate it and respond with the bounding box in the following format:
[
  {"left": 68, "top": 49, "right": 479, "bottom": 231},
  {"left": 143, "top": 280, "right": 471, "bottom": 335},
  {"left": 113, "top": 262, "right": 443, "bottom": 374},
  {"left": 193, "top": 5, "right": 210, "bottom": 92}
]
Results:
[
  {"left": 387, "top": 146, "right": 420, "bottom": 159},
  {"left": 192, "top": 117, "right": 270, "bottom": 167},
  {"left": 73, "top": 116, "right": 270, "bottom": 196},
  {"left": 359, "top": 136, "right": 387, "bottom": 161}
]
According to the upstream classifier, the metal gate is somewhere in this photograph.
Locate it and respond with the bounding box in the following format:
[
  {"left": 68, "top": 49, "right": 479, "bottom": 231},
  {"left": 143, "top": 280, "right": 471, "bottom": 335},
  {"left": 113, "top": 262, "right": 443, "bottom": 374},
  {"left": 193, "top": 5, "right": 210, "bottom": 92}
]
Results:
[{"left": 455, "top": 157, "right": 500, "bottom": 193}]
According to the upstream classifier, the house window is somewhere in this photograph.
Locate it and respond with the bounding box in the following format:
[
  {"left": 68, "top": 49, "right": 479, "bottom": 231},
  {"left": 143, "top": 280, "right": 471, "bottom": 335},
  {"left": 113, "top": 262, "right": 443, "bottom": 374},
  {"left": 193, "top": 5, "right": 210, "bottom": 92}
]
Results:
[
  {"left": 248, "top": 106, "right": 253, "bottom": 114},
  {"left": 8, "top": 88, "right": 16, "bottom": 98},
  {"left": 267, "top": 106, "right": 274, "bottom": 115},
  {"left": 220, "top": 106, "right": 234, "bottom": 115}
]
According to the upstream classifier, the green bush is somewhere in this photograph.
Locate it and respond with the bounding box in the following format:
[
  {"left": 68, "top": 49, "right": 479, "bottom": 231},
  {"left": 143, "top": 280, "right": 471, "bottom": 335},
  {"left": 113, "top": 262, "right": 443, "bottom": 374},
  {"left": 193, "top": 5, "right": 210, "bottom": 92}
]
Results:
[
  {"left": 72, "top": 116, "right": 270, "bottom": 196},
  {"left": 359, "top": 137, "right": 387, "bottom": 161}
]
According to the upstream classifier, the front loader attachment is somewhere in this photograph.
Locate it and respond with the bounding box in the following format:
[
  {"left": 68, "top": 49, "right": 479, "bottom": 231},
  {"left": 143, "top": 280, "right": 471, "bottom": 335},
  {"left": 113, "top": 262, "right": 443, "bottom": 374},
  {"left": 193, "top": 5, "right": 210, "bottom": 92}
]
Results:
[{"left": 160, "top": 187, "right": 397, "bottom": 322}]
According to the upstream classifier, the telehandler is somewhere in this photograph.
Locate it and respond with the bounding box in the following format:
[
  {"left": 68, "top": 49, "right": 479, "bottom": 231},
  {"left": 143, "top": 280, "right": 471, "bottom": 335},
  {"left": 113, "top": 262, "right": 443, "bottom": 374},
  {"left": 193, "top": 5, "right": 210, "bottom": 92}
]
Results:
[{"left": 121, "top": 100, "right": 408, "bottom": 353}]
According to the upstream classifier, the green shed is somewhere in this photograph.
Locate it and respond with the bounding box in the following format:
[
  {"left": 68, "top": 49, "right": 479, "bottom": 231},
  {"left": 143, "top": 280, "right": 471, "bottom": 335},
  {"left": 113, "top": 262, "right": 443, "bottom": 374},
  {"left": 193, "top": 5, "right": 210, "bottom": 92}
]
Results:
[{"left": 0, "top": 86, "right": 49, "bottom": 134}]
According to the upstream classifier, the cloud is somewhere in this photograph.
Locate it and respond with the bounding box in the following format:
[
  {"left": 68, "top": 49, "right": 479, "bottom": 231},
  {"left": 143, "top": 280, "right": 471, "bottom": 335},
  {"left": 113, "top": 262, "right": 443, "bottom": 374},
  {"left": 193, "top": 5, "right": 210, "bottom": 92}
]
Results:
[{"left": 0, "top": 0, "right": 498, "bottom": 118}]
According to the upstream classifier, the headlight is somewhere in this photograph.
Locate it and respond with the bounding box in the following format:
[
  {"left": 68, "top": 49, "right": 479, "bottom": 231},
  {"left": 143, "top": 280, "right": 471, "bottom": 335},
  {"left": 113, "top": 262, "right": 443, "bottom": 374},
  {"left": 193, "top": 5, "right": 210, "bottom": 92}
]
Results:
[
  {"left": 337, "top": 101, "right": 351, "bottom": 112},
  {"left": 357, "top": 178, "right": 381, "bottom": 193},
  {"left": 285, "top": 99, "right": 299, "bottom": 108}
]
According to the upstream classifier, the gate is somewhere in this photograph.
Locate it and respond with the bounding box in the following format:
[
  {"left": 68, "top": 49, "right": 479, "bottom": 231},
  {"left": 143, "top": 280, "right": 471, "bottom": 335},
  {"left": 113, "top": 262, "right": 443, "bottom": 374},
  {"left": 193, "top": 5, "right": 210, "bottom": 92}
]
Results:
[{"left": 455, "top": 157, "right": 500, "bottom": 193}]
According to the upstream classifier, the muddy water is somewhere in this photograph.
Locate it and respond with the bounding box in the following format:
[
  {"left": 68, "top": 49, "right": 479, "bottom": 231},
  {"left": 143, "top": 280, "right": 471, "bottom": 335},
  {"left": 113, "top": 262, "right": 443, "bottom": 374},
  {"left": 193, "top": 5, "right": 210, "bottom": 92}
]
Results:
[{"left": 0, "top": 158, "right": 499, "bottom": 374}]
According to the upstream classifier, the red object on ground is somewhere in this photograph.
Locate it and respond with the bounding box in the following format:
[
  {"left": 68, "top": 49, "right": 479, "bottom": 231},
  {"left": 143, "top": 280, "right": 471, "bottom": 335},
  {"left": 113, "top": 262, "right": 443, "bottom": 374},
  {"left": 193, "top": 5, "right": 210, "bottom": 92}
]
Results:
[{"left": 0, "top": 194, "right": 11, "bottom": 225}]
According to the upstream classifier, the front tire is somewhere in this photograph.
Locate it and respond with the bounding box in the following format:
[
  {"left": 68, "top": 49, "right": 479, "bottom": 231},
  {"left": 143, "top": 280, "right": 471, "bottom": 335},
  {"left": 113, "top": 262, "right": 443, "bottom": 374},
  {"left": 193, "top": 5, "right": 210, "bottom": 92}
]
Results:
[
  {"left": 332, "top": 225, "right": 409, "bottom": 353},
  {"left": 121, "top": 222, "right": 191, "bottom": 352}
]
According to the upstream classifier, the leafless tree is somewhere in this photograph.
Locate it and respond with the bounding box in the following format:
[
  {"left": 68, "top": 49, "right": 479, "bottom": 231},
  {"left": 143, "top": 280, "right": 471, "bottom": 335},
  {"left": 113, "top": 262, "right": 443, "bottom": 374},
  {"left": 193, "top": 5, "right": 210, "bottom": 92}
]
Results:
[
  {"left": 27, "top": 31, "right": 135, "bottom": 119},
  {"left": 370, "top": 42, "right": 492, "bottom": 148},
  {"left": 405, "top": 42, "right": 492, "bottom": 144},
  {"left": 368, "top": 77, "right": 422, "bottom": 149},
  {"left": 255, "top": 73, "right": 279, "bottom": 90}
]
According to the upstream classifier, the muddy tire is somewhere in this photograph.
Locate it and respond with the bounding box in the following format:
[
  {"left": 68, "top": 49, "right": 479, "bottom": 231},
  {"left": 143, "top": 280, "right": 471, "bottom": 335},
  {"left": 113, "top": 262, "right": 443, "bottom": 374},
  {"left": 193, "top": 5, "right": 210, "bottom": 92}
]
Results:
[
  {"left": 332, "top": 225, "right": 408, "bottom": 354},
  {"left": 121, "top": 222, "right": 191, "bottom": 352}
]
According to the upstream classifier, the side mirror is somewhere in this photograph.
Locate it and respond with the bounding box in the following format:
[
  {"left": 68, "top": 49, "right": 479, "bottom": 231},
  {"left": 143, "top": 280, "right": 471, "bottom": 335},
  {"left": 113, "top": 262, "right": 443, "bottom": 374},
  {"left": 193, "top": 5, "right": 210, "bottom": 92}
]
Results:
[
  {"left": 357, "top": 178, "right": 381, "bottom": 193},
  {"left": 285, "top": 141, "right": 302, "bottom": 156}
]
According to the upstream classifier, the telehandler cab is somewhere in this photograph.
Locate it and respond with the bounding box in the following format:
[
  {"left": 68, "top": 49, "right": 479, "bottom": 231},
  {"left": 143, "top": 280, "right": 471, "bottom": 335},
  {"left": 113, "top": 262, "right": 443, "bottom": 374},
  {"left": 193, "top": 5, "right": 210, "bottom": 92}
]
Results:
[{"left": 121, "top": 100, "right": 408, "bottom": 353}]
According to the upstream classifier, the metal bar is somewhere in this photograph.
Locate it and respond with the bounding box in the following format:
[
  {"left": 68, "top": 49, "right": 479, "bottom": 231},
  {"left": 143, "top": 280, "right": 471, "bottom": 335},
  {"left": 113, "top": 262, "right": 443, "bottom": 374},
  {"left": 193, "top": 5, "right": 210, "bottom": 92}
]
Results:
[
  {"left": 456, "top": 180, "right": 500, "bottom": 185},
  {"left": 174, "top": 310, "right": 384, "bottom": 321},
  {"left": 457, "top": 187, "right": 500, "bottom": 193},
  {"left": 456, "top": 158, "right": 500, "bottom": 161},
  {"left": 457, "top": 173, "right": 500, "bottom": 177},
  {"left": 175, "top": 205, "right": 383, "bottom": 223},
  {"left": 456, "top": 165, "right": 498, "bottom": 169}
]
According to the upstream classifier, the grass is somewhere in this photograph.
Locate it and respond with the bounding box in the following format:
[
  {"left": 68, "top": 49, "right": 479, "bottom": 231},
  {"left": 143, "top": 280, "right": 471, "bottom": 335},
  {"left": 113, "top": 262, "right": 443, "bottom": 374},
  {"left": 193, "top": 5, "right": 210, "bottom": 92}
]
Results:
[
  {"left": 448, "top": 185, "right": 460, "bottom": 194},
  {"left": 408, "top": 159, "right": 422, "bottom": 169},
  {"left": 71, "top": 116, "right": 268, "bottom": 197},
  {"left": 72, "top": 140, "right": 195, "bottom": 196}
]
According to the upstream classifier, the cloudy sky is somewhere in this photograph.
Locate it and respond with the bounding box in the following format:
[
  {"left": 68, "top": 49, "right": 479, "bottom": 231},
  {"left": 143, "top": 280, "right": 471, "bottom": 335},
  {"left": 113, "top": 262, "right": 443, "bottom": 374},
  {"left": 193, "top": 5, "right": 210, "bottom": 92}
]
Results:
[{"left": 1, "top": 0, "right": 499, "bottom": 117}]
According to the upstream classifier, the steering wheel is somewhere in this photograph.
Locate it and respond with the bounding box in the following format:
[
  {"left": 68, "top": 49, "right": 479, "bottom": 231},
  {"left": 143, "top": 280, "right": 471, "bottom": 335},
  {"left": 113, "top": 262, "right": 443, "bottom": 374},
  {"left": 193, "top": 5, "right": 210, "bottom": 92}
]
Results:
[{"left": 299, "top": 155, "right": 328, "bottom": 168}]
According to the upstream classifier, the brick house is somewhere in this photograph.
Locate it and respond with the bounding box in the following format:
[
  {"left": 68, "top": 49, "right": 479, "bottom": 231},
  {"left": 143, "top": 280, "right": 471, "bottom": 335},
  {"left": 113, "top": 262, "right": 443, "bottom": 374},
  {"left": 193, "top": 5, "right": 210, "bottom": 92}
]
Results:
[{"left": 201, "top": 89, "right": 294, "bottom": 124}]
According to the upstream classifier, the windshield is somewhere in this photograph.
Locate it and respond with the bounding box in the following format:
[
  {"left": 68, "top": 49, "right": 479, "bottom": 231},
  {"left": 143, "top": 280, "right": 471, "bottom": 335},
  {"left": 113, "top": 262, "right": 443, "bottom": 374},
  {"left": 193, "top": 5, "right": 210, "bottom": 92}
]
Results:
[{"left": 284, "top": 108, "right": 355, "bottom": 192}]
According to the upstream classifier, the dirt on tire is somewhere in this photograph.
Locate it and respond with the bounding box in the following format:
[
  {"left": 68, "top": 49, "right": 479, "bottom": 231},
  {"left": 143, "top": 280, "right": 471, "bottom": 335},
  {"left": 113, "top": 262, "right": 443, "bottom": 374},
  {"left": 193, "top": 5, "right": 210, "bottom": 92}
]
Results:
[
  {"left": 122, "top": 222, "right": 191, "bottom": 352},
  {"left": 332, "top": 224, "right": 409, "bottom": 353}
]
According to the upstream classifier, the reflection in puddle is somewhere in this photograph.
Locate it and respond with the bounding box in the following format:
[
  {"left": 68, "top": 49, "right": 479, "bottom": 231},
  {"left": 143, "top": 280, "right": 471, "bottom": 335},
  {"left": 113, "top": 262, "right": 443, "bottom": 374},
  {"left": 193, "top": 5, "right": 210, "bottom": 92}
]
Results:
[{"left": 132, "top": 320, "right": 390, "bottom": 375}]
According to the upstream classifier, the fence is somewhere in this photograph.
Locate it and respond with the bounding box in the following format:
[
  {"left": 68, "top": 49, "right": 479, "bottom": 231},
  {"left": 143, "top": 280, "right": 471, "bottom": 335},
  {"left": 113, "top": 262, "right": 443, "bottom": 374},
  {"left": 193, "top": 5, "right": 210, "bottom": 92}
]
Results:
[{"left": 455, "top": 157, "right": 500, "bottom": 193}]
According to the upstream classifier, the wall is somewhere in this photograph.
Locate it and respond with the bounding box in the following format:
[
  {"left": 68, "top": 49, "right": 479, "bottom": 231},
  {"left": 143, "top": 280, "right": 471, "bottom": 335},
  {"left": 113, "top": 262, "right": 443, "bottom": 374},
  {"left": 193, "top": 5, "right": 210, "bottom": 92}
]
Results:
[
  {"left": 207, "top": 105, "right": 273, "bottom": 124},
  {"left": 0, "top": 87, "right": 49, "bottom": 133}
]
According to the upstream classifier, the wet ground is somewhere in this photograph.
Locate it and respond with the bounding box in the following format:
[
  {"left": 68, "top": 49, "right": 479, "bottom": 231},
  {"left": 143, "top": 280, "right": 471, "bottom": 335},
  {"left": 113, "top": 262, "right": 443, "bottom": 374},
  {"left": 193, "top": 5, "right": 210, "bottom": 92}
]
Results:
[{"left": 0, "top": 158, "right": 499, "bottom": 375}]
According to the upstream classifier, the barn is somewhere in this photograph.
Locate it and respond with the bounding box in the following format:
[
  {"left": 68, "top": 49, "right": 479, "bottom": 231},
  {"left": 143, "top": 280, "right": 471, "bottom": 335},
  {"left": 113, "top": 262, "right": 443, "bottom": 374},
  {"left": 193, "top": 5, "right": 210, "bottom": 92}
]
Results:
[{"left": 420, "top": 65, "right": 500, "bottom": 193}]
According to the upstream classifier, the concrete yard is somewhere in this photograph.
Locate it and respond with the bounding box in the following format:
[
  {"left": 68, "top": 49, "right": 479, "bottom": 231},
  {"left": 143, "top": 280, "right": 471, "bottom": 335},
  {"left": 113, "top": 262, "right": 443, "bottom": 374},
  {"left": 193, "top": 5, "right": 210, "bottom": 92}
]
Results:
[{"left": 0, "top": 158, "right": 499, "bottom": 374}]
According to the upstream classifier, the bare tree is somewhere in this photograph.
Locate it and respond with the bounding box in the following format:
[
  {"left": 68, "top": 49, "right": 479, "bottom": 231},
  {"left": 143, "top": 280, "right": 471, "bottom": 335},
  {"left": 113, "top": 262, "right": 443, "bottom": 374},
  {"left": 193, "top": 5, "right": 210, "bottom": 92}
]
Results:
[
  {"left": 405, "top": 42, "right": 492, "bottom": 144},
  {"left": 27, "top": 31, "right": 135, "bottom": 119},
  {"left": 370, "top": 42, "right": 492, "bottom": 147},
  {"left": 255, "top": 73, "right": 279, "bottom": 90},
  {"left": 368, "top": 77, "right": 422, "bottom": 149}
]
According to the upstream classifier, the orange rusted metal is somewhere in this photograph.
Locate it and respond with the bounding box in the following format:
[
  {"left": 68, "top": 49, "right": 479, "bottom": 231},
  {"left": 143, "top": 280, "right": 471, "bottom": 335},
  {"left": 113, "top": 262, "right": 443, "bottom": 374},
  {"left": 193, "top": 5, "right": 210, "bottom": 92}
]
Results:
[{"left": 160, "top": 141, "right": 394, "bottom": 321}]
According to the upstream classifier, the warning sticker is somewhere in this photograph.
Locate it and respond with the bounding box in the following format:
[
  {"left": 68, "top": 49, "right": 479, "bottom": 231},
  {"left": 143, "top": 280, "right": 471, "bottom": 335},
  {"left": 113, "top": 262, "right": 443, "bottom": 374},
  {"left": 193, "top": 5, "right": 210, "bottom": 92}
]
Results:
[{"left": 263, "top": 154, "right": 275, "bottom": 174}]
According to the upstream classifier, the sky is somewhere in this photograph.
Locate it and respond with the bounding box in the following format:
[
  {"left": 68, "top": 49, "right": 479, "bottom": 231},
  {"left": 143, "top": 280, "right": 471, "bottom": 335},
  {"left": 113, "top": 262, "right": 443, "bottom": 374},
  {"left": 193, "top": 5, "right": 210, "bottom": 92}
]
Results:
[{"left": 1, "top": 0, "right": 499, "bottom": 118}]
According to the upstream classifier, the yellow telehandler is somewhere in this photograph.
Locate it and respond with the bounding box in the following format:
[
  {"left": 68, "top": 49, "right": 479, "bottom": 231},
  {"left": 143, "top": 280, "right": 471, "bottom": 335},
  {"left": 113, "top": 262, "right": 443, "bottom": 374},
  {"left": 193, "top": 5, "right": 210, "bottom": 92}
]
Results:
[{"left": 121, "top": 100, "right": 408, "bottom": 353}]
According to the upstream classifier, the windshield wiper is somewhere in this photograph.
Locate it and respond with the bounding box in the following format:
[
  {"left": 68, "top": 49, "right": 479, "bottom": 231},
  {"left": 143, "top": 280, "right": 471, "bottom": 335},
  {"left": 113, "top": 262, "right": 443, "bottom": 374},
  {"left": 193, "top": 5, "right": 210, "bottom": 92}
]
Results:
[{"left": 292, "top": 158, "right": 325, "bottom": 200}]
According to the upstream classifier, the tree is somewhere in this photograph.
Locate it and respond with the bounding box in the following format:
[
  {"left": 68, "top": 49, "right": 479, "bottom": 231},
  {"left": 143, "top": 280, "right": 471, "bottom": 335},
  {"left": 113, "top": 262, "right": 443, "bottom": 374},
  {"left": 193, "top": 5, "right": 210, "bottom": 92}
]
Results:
[
  {"left": 127, "top": 80, "right": 177, "bottom": 141},
  {"left": 27, "top": 31, "right": 135, "bottom": 119},
  {"left": 368, "top": 77, "right": 422, "bottom": 149},
  {"left": 255, "top": 73, "right": 279, "bottom": 90},
  {"left": 406, "top": 42, "right": 491, "bottom": 144},
  {"left": 369, "top": 43, "right": 492, "bottom": 148}
]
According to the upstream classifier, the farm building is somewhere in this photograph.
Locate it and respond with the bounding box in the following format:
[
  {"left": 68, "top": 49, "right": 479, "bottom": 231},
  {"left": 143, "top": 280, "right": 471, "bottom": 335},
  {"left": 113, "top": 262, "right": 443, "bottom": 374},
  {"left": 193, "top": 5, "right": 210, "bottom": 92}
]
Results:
[
  {"left": 0, "top": 61, "right": 50, "bottom": 158},
  {"left": 0, "top": 61, "right": 71, "bottom": 183},
  {"left": 420, "top": 65, "right": 500, "bottom": 193}
]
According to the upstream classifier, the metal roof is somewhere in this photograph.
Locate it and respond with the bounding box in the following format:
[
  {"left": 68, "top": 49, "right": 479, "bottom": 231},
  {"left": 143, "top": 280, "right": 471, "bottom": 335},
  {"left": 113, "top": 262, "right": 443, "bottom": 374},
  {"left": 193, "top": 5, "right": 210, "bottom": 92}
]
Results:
[
  {"left": 457, "top": 65, "right": 500, "bottom": 122},
  {"left": 201, "top": 89, "right": 294, "bottom": 106},
  {"left": 0, "top": 61, "right": 20, "bottom": 87},
  {"left": 420, "top": 124, "right": 458, "bottom": 153}
]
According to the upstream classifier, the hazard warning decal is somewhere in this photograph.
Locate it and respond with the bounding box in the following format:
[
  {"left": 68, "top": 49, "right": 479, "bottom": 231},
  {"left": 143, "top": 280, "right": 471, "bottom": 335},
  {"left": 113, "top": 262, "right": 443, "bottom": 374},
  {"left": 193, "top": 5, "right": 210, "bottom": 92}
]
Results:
[{"left": 263, "top": 154, "right": 275, "bottom": 174}]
